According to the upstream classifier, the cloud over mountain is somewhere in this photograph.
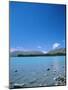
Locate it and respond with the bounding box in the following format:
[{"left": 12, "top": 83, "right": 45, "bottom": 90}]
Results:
[{"left": 52, "top": 43, "right": 60, "bottom": 49}]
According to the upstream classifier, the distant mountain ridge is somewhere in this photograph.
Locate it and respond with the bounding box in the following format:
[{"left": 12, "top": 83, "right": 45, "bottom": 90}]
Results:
[
  {"left": 47, "top": 48, "right": 66, "bottom": 56},
  {"left": 10, "top": 51, "right": 44, "bottom": 57},
  {"left": 10, "top": 48, "right": 66, "bottom": 57}
]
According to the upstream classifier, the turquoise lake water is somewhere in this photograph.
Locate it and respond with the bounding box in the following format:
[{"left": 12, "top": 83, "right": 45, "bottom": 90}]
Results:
[{"left": 9, "top": 56, "right": 66, "bottom": 88}]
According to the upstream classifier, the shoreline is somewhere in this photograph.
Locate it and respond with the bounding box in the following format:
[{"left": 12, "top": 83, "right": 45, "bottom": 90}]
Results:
[{"left": 10, "top": 54, "right": 66, "bottom": 57}]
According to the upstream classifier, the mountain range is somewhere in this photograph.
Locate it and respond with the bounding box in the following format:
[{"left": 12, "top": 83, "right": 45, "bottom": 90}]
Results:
[{"left": 10, "top": 48, "right": 66, "bottom": 57}]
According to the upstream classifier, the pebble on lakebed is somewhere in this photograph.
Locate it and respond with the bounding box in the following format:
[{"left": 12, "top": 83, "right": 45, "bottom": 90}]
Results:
[
  {"left": 53, "top": 76, "right": 66, "bottom": 85},
  {"left": 46, "top": 68, "right": 50, "bottom": 71},
  {"left": 14, "top": 70, "right": 18, "bottom": 72}
]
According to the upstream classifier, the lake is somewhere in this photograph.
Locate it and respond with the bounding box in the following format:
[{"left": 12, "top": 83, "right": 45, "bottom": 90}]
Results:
[{"left": 9, "top": 56, "right": 66, "bottom": 88}]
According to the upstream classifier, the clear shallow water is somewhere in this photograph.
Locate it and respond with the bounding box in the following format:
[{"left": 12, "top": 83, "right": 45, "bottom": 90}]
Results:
[{"left": 9, "top": 56, "right": 66, "bottom": 88}]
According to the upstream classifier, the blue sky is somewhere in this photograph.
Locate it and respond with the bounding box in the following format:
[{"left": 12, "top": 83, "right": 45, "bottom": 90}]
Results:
[{"left": 10, "top": 2, "right": 66, "bottom": 52}]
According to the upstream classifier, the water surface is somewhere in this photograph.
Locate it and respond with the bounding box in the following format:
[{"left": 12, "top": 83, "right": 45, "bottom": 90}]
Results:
[{"left": 9, "top": 56, "right": 66, "bottom": 88}]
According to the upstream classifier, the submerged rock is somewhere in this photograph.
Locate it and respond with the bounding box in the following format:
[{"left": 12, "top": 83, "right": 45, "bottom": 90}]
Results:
[
  {"left": 53, "top": 70, "right": 56, "bottom": 72},
  {"left": 14, "top": 70, "right": 18, "bottom": 72},
  {"left": 54, "top": 76, "right": 66, "bottom": 85},
  {"left": 55, "top": 76, "right": 64, "bottom": 82},
  {"left": 46, "top": 68, "right": 50, "bottom": 71}
]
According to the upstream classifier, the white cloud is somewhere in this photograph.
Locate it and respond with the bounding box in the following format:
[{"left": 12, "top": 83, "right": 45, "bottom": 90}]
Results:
[
  {"left": 10, "top": 47, "right": 24, "bottom": 52},
  {"left": 10, "top": 48, "right": 18, "bottom": 52},
  {"left": 37, "top": 45, "right": 47, "bottom": 53},
  {"left": 37, "top": 46, "right": 42, "bottom": 49},
  {"left": 42, "top": 50, "right": 47, "bottom": 54},
  {"left": 52, "top": 43, "right": 60, "bottom": 49}
]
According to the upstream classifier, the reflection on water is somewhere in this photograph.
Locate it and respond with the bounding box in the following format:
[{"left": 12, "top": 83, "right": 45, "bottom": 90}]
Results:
[{"left": 9, "top": 56, "right": 66, "bottom": 88}]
